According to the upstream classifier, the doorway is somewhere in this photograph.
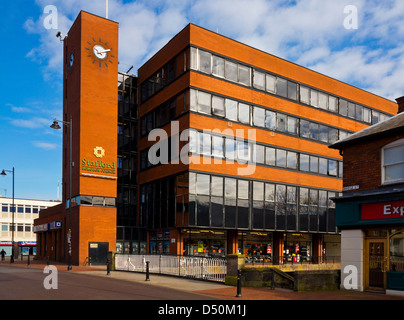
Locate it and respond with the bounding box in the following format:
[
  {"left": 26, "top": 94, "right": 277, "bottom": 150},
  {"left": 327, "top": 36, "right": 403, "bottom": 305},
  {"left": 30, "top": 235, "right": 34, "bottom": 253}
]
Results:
[
  {"left": 88, "top": 242, "right": 109, "bottom": 265},
  {"left": 365, "top": 238, "right": 387, "bottom": 291}
]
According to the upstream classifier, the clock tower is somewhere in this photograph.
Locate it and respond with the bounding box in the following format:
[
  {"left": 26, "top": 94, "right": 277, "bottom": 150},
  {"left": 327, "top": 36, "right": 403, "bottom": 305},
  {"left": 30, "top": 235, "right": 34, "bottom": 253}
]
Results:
[{"left": 62, "top": 11, "right": 119, "bottom": 265}]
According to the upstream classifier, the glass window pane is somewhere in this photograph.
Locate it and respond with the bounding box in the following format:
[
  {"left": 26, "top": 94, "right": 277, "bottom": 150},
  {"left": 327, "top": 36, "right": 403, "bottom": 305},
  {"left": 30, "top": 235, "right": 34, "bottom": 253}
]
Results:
[
  {"left": 310, "top": 156, "right": 319, "bottom": 172},
  {"left": 197, "top": 91, "right": 211, "bottom": 114},
  {"left": 287, "top": 117, "right": 298, "bottom": 135},
  {"left": 309, "top": 122, "right": 319, "bottom": 140},
  {"left": 253, "top": 181, "right": 264, "bottom": 201},
  {"left": 266, "top": 110, "right": 277, "bottom": 130},
  {"left": 254, "top": 144, "right": 265, "bottom": 164},
  {"left": 212, "top": 96, "right": 225, "bottom": 117},
  {"left": 225, "top": 138, "right": 236, "bottom": 160},
  {"left": 288, "top": 81, "right": 297, "bottom": 100},
  {"left": 339, "top": 99, "right": 348, "bottom": 116},
  {"left": 238, "top": 103, "right": 250, "bottom": 124},
  {"left": 196, "top": 174, "right": 210, "bottom": 195},
  {"left": 355, "top": 104, "right": 363, "bottom": 121},
  {"left": 287, "top": 151, "right": 297, "bottom": 169},
  {"left": 310, "top": 90, "right": 318, "bottom": 107},
  {"left": 266, "top": 147, "right": 276, "bottom": 166},
  {"left": 329, "top": 128, "right": 338, "bottom": 143},
  {"left": 211, "top": 176, "right": 223, "bottom": 197},
  {"left": 300, "top": 120, "right": 310, "bottom": 138},
  {"left": 276, "top": 184, "right": 286, "bottom": 203},
  {"left": 212, "top": 136, "right": 224, "bottom": 157},
  {"left": 372, "top": 110, "right": 380, "bottom": 124},
  {"left": 348, "top": 102, "right": 356, "bottom": 119},
  {"left": 265, "top": 183, "right": 275, "bottom": 202},
  {"left": 318, "top": 92, "right": 328, "bottom": 109},
  {"left": 319, "top": 158, "right": 328, "bottom": 175},
  {"left": 225, "top": 178, "right": 237, "bottom": 199},
  {"left": 277, "top": 78, "right": 287, "bottom": 97},
  {"left": 199, "top": 50, "right": 212, "bottom": 74},
  {"left": 363, "top": 108, "right": 371, "bottom": 123},
  {"left": 319, "top": 125, "right": 329, "bottom": 143},
  {"left": 276, "top": 149, "right": 287, "bottom": 167},
  {"left": 200, "top": 132, "right": 211, "bottom": 155},
  {"left": 277, "top": 113, "right": 287, "bottom": 132},
  {"left": 225, "top": 60, "right": 238, "bottom": 82},
  {"left": 253, "top": 70, "right": 265, "bottom": 90},
  {"left": 212, "top": 55, "right": 224, "bottom": 77},
  {"left": 384, "top": 145, "right": 404, "bottom": 165},
  {"left": 287, "top": 186, "right": 297, "bottom": 204},
  {"left": 225, "top": 99, "right": 238, "bottom": 121},
  {"left": 253, "top": 107, "right": 265, "bottom": 127},
  {"left": 328, "top": 160, "right": 337, "bottom": 176},
  {"left": 237, "top": 141, "right": 250, "bottom": 162},
  {"left": 238, "top": 180, "right": 249, "bottom": 199},
  {"left": 190, "top": 47, "right": 198, "bottom": 70},
  {"left": 385, "top": 164, "right": 404, "bottom": 182},
  {"left": 300, "top": 188, "right": 309, "bottom": 205},
  {"left": 329, "top": 96, "right": 337, "bottom": 112},
  {"left": 300, "top": 86, "right": 310, "bottom": 104},
  {"left": 300, "top": 154, "right": 309, "bottom": 171},
  {"left": 238, "top": 65, "right": 251, "bottom": 86},
  {"left": 266, "top": 74, "right": 276, "bottom": 93}
]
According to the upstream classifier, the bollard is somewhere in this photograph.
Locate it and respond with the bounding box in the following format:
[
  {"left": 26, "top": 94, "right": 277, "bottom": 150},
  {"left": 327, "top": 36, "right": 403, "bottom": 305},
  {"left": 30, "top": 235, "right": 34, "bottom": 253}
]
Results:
[
  {"left": 27, "top": 255, "right": 30, "bottom": 266},
  {"left": 106, "top": 259, "right": 111, "bottom": 276},
  {"left": 145, "top": 261, "right": 150, "bottom": 281},
  {"left": 236, "top": 269, "right": 242, "bottom": 298},
  {"left": 47, "top": 256, "right": 49, "bottom": 266}
]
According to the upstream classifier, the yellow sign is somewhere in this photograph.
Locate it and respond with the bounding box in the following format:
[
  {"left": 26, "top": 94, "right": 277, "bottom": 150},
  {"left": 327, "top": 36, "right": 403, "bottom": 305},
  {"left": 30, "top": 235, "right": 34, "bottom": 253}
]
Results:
[{"left": 94, "top": 146, "right": 106, "bottom": 159}]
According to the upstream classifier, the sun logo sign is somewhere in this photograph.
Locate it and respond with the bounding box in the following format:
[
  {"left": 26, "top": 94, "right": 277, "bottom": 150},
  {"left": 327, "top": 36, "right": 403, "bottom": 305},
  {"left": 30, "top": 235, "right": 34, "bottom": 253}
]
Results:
[{"left": 94, "top": 146, "right": 106, "bottom": 159}]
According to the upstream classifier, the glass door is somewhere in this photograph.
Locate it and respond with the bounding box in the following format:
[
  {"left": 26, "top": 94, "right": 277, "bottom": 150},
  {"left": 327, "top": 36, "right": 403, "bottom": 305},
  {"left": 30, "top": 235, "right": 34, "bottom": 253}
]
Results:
[{"left": 366, "top": 239, "right": 387, "bottom": 290}]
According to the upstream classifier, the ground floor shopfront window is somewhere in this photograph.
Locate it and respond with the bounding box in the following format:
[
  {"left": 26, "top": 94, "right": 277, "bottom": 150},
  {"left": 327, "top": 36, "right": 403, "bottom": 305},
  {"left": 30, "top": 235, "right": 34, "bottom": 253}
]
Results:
[
  {"left": 183, "top": 229, "right": 227, "bottom": 257},
  {"left": 238, "top": 231, "right": 273, "bottom": 263},
  {"left": 284, "top": 233, "right": 312, "bottom": 263}
]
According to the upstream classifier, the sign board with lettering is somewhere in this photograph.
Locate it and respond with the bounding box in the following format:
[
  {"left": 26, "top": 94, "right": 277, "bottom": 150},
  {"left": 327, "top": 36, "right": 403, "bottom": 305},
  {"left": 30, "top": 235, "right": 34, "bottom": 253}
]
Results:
[{"left": 362, "top": 200, "right": 404, "bottom": 221}]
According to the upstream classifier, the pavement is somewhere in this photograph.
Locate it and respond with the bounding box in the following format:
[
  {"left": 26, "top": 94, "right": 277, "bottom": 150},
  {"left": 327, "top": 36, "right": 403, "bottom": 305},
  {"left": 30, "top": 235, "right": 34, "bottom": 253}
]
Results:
[{"left": 3, "top": 257, "right": 404, "bottom": 300}]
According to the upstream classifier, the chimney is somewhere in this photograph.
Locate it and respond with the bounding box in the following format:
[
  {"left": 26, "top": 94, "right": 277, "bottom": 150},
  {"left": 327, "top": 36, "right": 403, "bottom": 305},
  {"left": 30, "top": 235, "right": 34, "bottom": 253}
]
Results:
[{"left": 396, "top": 96, "right": 404, "bottom": 114}]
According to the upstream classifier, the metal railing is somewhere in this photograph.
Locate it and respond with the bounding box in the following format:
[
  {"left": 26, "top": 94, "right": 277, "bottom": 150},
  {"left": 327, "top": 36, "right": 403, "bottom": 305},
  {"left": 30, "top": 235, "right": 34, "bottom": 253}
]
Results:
[
  {"left": 115, "top": 254, "right": 227, "bottom": 283},
  {"left": 245, "top": 255, "right": 341, "bottom": 266}
]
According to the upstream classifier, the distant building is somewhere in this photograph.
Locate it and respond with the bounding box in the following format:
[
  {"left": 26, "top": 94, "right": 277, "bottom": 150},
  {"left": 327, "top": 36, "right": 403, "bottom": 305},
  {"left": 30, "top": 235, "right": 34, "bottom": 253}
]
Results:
[
  {"left": 330, "top": 97, "right": 404, "bottom": 295},
  {"left": 0, "top": 197, "right": 61, "bottom": 257}
]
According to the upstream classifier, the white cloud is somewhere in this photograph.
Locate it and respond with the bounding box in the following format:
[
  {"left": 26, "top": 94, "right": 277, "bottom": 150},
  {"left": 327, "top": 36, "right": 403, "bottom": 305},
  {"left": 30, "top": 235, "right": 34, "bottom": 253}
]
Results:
[
  {"left": 32, "top": 141, "right": 59, "bottom": 150},
  {"left": 11, "top": 117, "right": 50, "bottom": 129},
  {"left": 25, "top": 0, "right": 404, "bottom": 100}
]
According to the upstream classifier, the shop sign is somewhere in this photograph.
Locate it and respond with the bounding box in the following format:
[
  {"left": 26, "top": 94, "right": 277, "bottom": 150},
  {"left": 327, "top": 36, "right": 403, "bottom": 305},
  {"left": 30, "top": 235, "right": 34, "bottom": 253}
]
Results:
[
  {"left": 18, "top": 241, "right": 36, "bottom": 246},
  {"left": 362, "top": 200, "right": 404, "bottom": 221},
  {"left": 0, "top": 241, "right": 12, "bottom": 246},
  {"left": 81, "top": 147, "right": 116, "bottom": 175},
  {"left": 49, "top": 221, "right": 62, "bottom": 230}
]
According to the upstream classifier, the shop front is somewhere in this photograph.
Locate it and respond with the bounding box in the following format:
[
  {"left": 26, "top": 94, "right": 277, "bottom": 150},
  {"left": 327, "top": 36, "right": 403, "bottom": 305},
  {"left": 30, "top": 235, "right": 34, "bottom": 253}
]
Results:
[{"left": 182, "top": 229, "right": 227, "bottom": 257}]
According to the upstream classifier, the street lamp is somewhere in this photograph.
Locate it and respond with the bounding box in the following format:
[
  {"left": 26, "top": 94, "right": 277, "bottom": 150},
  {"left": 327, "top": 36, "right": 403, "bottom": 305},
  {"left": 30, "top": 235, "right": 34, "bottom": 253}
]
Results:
[
  {"left": 1, "top": 167, "right": 15, "bottom": 263},
  {"left": 51, "top": 117, "right": 73, "bottom": 271}
]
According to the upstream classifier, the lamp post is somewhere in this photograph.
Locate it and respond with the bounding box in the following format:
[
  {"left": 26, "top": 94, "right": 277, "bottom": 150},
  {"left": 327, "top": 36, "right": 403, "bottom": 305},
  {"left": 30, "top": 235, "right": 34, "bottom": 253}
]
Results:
[
  {"left": 51, "top": 116, "right": 73, "bottom": 271},
  {"left": 1, "top": 167, "right": 15, "bottom": 263}
]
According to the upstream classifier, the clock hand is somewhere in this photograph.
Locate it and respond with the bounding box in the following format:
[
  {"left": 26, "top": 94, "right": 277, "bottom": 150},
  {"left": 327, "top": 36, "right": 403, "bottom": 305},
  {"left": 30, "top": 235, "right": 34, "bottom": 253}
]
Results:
[{"left": 99, "top": 49, "right": 111, "bottom": 53}]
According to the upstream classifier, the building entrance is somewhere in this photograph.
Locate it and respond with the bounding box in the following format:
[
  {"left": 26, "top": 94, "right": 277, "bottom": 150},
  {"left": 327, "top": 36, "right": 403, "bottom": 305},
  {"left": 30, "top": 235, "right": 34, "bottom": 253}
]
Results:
[
  {"left": 88, "top": 242, "right": 109, "bottom": 265},
  {"left": 365, "top": 237, "right": 387, "bottom": 290}
]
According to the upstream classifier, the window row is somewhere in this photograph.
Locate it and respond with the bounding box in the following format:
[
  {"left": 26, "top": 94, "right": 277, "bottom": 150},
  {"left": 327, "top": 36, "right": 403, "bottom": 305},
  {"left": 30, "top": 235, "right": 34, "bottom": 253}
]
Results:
[
  {"left": 189, "top": 130, "right": 342, "bottom": 177},
  {"left": 1, "top": 204, "right": 47, "bottom": 214},
  {"left": 188, "top": 172, "right": 339, "bottom": 232},
  {"left": 66, "top": 195, "right": 116, "bottom": 209},
  {"left": 191, "top": 47, "right": 392, "bottom": 125},
  {"left": 1, "top": 223, "right": 33, "bottom": 233},
  {"left": 190, "top": 89, "right": 351, "bottom": 144}
]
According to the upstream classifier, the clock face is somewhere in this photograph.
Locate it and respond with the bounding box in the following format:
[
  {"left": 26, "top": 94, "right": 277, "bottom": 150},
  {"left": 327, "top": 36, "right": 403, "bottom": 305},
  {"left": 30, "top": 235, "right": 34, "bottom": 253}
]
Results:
[
  {"left": 85, "top": 37, "right": 115, "bottom": 68},
  {"left": 69, "top": 53, "right": 74, "bottom": 67}
]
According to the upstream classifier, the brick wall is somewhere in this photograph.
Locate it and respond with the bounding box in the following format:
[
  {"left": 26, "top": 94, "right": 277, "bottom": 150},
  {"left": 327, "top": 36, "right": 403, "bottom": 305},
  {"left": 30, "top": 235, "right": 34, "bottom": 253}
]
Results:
[{"left": 343, "top": 133, "right": 404, "bottom": 191}]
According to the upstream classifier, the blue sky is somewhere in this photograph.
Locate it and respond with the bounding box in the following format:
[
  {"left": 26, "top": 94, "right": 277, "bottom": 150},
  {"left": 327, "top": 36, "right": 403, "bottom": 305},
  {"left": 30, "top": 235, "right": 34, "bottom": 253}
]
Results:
[{"left": 1, "top": 0, "right": 403, "bottom": 201}]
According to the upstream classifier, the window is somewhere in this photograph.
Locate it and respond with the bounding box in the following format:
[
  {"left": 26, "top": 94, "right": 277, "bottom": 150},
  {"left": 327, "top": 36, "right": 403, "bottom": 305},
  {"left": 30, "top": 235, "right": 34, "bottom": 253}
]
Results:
[
  {"left": 287, "top": 151, "right": 298, "bottom": 169},
  {"left": 1, "top": 224, "right": 7, "bottom": 232},
  {"left": 212, "top": 56, "right": 224, "bottom": 77},
  {"left": 328, "top": 96, "right": 337, "bottom": 112},
  {"left": 383, "top": 139, "right": 404, "bottom": 184},
  {"left": 253, "top": 107, "right": 265, "bottom": 127},
  {"left": 266, "top": 74, "right": 276, "bottom": 93},
  {"left": 225, "top": 99, "right": 238, "bottom": 121},
  {"left": 238, "top": 65, "right": 251, "bottom": 86},
  {"left": 225, "top": 60, "right": 238, "bottom": 82},
  {"left": 266, "top": 147, "right": 276, "bottom": 166},
  {"left": 287, "top": 117, "right": 298, "bottom": 135},
  {"left": 197, "top": 91, "right": 211, "bottom": 114},
  {"left": 200, "top": 132, "right": 211, "bottom": 155},
  {"left": 237, "top": 141, "right": 250, "bottom": 162},
  {"left": 199, "top": 50, "right": 212, "bottom": 74},
  {"left": 287, "top": 81, "right": 297, "bottom": 100},
  {"left": 254, "top": 144, "right": 265, "bottom": 164},
  {"left": 225, "top": 138, "right": 237, "bottom": 160},
  {"left": 212, "top": 136, "right": 224, "bottom": 158},
  {"left": 253, "top": 70, "right": 265, "bottom": 90},
  {"left": 318, "top": 92, "right": 328, "bottom": 109},
  {"left": 266, "top": 110, "right": 277, "bottom": 130},
  {"left": 277, "top": 78, "right": 287, "bottom": 97},
  {"left": 2, "top": 205, "right": 7, "bottom": 213},
  {"left": 212, "top": 96, "right": 225, "bottom": 117},
  {"left": 300, "top": 86, "right": 310, "bottom": 104},
  {"left": 276, "top": 149, "right": 287, "bottom": 167},
  {"left": 238, "top": 103, "right": 250, "bottom": 124},
  {"left": 277, "top": 113, "right": 287, "bottom": 132}
]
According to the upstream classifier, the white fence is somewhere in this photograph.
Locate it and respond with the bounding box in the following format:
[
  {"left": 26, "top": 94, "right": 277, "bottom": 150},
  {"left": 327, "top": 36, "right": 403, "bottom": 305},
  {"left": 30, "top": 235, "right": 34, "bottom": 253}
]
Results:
[{"left": 115, "top": 254, "right": 227, "bottom": 283}]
